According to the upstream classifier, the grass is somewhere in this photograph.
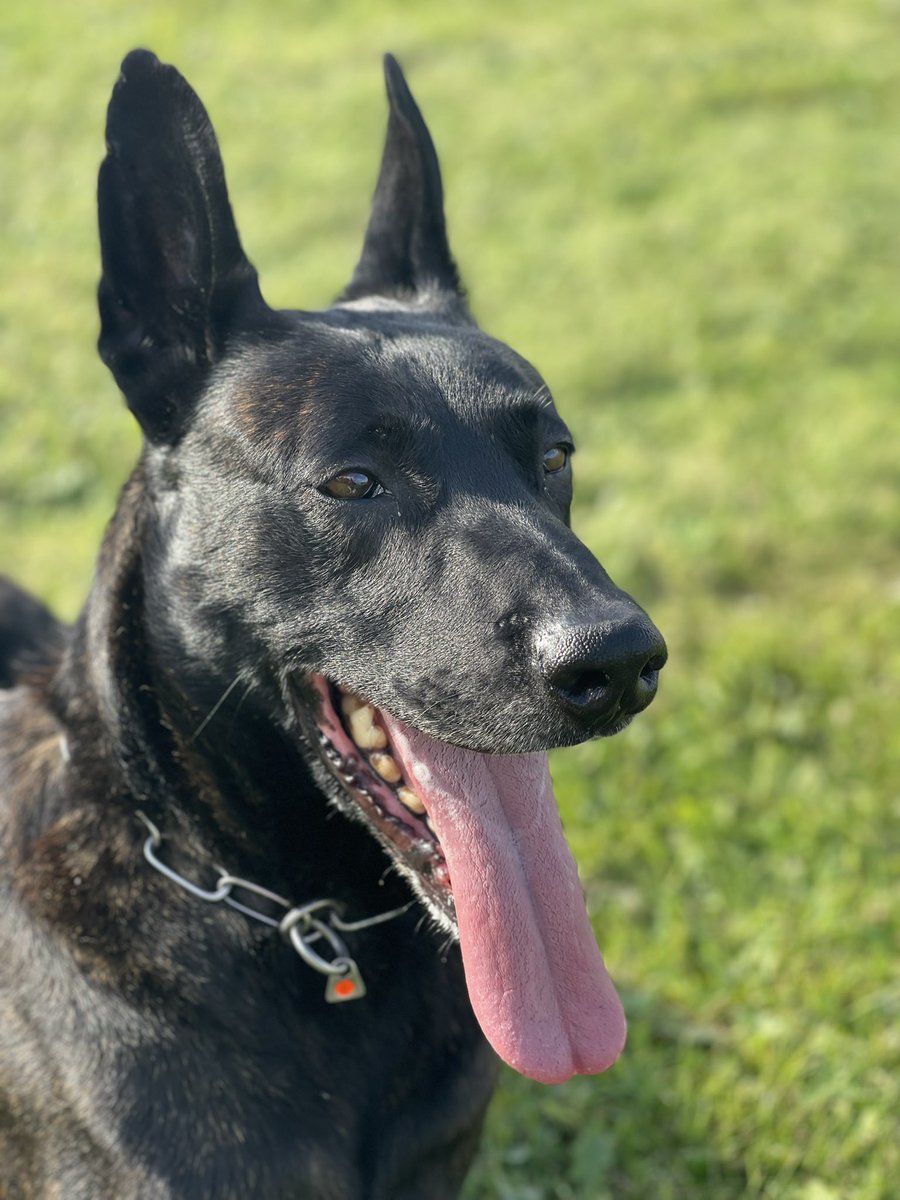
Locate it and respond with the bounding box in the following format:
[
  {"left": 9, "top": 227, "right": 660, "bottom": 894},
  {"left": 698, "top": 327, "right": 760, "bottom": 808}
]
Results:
[{"left": 2, "top": 1, "right": 898, "bottom": 1196}]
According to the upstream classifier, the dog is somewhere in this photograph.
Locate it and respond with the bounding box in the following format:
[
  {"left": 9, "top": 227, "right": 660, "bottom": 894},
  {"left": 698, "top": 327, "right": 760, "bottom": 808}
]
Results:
[{"left": 0, "top": 50, "right": 666, "bottom": 1198}]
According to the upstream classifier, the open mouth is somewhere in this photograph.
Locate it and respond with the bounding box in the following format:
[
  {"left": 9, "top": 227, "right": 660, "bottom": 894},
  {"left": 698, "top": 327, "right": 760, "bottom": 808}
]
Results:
[
  {"left": 305, "top": 675, "right": 454, "bottom": 919},
  {"left": 293, "top": 671, "right": 628, "bottom": 1085}
]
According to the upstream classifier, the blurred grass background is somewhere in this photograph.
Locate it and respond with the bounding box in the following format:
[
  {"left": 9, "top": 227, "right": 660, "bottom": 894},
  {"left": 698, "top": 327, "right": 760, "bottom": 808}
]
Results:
[{"left": 2, "top": 1, "right": 898, "bottom": 1197}]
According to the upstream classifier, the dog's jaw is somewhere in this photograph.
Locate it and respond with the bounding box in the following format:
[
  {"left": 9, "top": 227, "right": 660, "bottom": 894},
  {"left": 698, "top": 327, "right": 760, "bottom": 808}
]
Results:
[{"left": 290, "top": 674, "right": 459, "bottom": 934}]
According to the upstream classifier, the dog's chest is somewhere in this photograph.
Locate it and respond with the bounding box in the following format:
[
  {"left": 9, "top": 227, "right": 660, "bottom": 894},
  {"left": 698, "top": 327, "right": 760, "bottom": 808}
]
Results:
[
  {"left": 138, "top": 1020, "right": 491, "bottom": 1197},
  {"left": 1, "top": 842, "right": 496, "bottom": 1200},
  {"left": 48, "top": 948, "right": 494, "bottom": 1199}
]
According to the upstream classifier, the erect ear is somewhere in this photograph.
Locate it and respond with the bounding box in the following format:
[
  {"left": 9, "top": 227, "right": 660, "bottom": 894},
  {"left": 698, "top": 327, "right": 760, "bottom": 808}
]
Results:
[
  {"left": 97, "top": 50, "right": 270, "bottom": 443},
  {"left": 339, "top": 55, "right": 466, "bottom": 309}
]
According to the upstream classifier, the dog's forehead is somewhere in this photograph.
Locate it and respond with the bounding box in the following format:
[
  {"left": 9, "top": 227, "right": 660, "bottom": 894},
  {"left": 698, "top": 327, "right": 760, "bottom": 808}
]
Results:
[
  {"left": 367, "top": 325, "right": 546, "bottom": 408},
  {"left": 214, "top": 315, "right": 553, "bottom": 444}
]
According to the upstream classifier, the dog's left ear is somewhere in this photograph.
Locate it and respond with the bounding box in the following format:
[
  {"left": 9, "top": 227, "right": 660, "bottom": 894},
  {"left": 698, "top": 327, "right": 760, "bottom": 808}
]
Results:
[
  {"left": 340, "top": 55, "right": 466, "bottom": 310},
  {"left": 97, "top": 50, "right": 269, "bottom": 443}
]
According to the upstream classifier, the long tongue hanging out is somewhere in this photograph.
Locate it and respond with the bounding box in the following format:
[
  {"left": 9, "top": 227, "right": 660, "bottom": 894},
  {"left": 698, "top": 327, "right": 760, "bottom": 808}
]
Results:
[{"left": 382, "top": 716, "right": 626, "bottom": 1084}]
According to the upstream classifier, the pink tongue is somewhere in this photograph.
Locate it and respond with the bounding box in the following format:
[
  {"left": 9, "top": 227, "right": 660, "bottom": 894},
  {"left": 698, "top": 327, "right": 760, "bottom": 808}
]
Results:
[{"left": 382, "top": 717, "right": 626, "bottom": 1084}]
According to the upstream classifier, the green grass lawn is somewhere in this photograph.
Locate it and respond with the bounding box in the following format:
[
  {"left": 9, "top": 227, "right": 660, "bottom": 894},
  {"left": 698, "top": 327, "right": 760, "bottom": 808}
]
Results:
[{"left": 2, "top": 1, "right": 898, "bottom": 1196}]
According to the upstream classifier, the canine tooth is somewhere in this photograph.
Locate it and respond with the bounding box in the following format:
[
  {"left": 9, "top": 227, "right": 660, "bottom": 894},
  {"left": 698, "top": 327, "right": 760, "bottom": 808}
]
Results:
[
  {"left": 370, "top": 752, "right": 402, "bottom": 784},
  {"left": 398, "top": 787, "right": 426, "bottom": 816},
  {"left": 347, "top": 704, "right": 387, "bottom": 750},
  {"left": 340, "top": 694, "right": 365, "bottom": 717}
]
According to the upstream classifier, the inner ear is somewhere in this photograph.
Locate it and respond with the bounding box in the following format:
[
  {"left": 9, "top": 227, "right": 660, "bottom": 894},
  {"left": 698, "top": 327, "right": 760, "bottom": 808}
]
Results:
[
  {"left": 339, "top": 54, "right": 467, "bottom": 311},
  {"left": 97, "top": 49, "right": 269, "bottom": 443}
]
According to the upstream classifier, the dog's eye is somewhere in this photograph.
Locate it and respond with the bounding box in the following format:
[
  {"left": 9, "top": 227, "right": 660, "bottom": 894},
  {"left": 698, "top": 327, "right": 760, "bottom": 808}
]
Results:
[
  {"left": 542, "top": 444, "right": 570, "bottom": 474},
  {"left": 321, "top": 470, "right": 384, "bottom": 500}
]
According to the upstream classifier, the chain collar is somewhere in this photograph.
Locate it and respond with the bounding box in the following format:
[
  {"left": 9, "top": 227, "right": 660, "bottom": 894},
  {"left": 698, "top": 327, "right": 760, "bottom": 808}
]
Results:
[{"left": 136, "top": 812, "right": 412, "bottom": 1004}]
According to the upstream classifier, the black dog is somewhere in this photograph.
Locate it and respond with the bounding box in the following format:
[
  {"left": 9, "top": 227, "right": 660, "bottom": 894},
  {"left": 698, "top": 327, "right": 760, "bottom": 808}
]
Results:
[{"left": 0, "top": 51, "right": 666, "bottom": 1198}]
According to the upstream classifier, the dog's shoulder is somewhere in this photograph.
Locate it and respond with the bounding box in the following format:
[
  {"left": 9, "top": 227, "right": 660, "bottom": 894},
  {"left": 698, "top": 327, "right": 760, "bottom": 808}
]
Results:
[{"left": 0, "top": 682, "right": 67, "bottom": 1183}]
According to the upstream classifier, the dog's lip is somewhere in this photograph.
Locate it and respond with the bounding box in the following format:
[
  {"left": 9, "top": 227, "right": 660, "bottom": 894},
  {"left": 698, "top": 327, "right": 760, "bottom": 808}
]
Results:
[
  {"left": 302, "top": 694, "right": 630, "bottom": 759},
  {"left": 290, "top": 674, "right": 454, "bottom": 903},
  {"left": 291, "top": 673, "right": 632, "bottom": 765}
]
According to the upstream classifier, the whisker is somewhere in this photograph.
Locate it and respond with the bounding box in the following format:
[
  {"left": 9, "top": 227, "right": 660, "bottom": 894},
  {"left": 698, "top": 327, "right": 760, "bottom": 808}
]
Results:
[
  {"left": 190, "top": 676, "right": 242, "bottom": 742},
  {"left": 226, "top": 680, "right": 255, "bottom": 733}
]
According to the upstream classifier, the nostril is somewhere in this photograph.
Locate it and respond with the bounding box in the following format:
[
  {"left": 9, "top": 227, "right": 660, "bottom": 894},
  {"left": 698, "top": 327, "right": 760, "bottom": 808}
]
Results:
[
  {"left": 640, "top": 654, "right": 666, "bottom": 682},
  {"left": 571, "top": 668, "right": 609, "bottom": 694},
  {"left": 550, "top": 665, "right": 610, "bottom": 701}
]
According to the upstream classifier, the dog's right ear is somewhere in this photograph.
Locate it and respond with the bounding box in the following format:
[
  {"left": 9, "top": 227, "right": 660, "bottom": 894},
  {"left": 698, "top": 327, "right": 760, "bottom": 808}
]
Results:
[{"left": 97, "top": 50, "right": 269, "bottom": 443}]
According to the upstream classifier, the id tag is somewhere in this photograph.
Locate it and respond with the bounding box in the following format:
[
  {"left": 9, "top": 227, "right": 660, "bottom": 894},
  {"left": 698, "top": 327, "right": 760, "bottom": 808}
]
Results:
[{"left": 325, "top": 958, "right": 367, "bottom": 1003}]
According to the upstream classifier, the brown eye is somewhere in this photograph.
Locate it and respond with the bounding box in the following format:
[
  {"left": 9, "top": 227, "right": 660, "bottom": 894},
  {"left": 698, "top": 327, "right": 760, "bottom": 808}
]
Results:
[
  {"left": 321, "top": 470, "right": 383, "bottom": 500},
  {"left": 542, "top": 444, "right": 569, "bottom": 473}
]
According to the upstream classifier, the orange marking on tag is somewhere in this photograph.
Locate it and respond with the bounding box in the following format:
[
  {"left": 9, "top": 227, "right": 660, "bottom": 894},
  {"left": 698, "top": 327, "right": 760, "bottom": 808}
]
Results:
[{"left": 334, "top": 978, "right": 356, "bottom": 998}]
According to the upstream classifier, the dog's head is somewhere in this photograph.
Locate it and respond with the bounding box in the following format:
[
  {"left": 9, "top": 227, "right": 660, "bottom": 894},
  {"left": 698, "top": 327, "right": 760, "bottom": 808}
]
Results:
[{"left": 97, "top": 51, "right": 666, "bottom": 1083}]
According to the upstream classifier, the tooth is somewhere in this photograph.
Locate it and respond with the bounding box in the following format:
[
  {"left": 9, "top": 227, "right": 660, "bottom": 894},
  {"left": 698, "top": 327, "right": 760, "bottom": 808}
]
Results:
[
  {"left": 370, "top": 752, "right": 402, "bottom": 784},
  {"left": 341, "top": 694, "right": 365, "bottom": 717},
  {"left": 347, "top": 703, "right": 387, "bottom": 750},
  {"left": 426, "top": 817, "right": 437, "bottom": 836},
  {"left": 398, "top": 787, "right": 426, "bottom": 816}
]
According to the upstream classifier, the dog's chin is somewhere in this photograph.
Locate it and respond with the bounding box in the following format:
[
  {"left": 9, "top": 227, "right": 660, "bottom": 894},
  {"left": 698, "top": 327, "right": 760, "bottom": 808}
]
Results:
[{"left": 289, "top": 674, "right": 458, "bottom": 934}]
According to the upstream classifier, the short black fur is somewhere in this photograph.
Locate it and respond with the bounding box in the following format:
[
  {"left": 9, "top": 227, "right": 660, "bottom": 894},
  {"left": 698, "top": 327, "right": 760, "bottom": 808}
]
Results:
[{"left": 0, "top": 51, "right": 665, "bottom": 1198}]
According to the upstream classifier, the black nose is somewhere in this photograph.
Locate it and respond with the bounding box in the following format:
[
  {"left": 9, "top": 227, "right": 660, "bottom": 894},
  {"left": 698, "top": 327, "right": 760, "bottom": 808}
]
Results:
[{"left": 538, "top": 614, "right": 667, "bottom": 727}]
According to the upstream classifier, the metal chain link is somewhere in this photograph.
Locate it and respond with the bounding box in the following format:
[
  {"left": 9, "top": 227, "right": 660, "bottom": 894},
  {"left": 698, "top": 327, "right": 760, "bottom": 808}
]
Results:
[{"left": 135, "top": 811, "right": 412, "bottom": 1002}]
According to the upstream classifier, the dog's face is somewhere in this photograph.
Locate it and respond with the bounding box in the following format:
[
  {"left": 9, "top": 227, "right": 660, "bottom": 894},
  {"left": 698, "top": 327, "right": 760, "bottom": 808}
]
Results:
[
  {"left": 167, "top": 320, "right": 651, "bottom": 746},
  {"left": 97, "top": 51, "right": 666, "bottom": 1083}
]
